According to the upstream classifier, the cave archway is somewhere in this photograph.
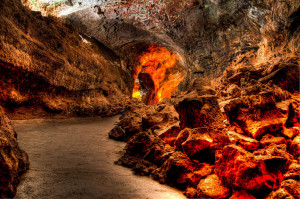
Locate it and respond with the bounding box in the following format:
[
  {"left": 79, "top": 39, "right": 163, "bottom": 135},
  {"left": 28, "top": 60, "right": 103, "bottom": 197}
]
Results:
[{"left": 132, "top": 44, "right": 185, "bottom": 105}]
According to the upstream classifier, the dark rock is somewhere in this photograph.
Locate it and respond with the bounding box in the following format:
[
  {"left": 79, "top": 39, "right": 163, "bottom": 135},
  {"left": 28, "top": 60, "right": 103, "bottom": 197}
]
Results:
[
  {"left": 159, "top": 125, "right": 180, "bottom": 146},
  {"left": 227, "top": 84, "right": 241, "bottom": 98}
]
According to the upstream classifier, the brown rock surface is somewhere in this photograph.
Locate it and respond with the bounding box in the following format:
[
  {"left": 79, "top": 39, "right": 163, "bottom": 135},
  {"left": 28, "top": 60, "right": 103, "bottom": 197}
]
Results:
[{"left": 0, "top": 107, "right": 29, "bottom": 197}]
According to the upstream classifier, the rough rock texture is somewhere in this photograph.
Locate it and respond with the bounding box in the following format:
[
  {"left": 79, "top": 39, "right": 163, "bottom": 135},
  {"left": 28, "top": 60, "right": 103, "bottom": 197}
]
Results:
[
  {"left": 0, "top": 107, "right": 29, "bottom": 197},
  {"left": 0, "top": 0, "right": 132, "bottom": 119},
  {"left": 24, "top": 0, "right": 300, "bottom": 84}
]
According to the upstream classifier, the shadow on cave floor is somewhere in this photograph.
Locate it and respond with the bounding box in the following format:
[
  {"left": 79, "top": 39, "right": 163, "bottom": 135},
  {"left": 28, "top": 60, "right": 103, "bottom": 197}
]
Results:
[{"left": 13, "top": 116, "right": 185, "bottom": 199}]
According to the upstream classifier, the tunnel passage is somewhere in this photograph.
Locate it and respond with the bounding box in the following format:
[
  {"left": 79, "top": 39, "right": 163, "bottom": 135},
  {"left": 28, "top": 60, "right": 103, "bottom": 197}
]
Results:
[{"left": 132, "top": 44, "right": 185, "bottom": 105}]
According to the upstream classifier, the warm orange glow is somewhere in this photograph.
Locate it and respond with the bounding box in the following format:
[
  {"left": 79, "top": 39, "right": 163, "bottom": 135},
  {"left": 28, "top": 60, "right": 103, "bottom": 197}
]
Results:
[{"left": 132, "top": 45, "right": 182, "bottom": 104}]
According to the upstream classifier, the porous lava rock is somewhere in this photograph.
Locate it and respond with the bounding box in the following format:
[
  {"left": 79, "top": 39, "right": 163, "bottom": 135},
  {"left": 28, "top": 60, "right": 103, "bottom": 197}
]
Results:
[
  {"left": 197, "top": 174, "right": 230, "bottom": 199},
  {"left": 0, "top": 107, "right": 29, "bottom": 197}
]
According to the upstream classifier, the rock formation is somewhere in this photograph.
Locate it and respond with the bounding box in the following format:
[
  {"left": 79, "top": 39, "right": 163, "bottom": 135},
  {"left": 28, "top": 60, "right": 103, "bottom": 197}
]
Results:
[
  {"left": 0, "top": 107, "right": 29, "bottom": 197},
  {"left": 0, "top": 0, "right": 133, "bottom": 119}
]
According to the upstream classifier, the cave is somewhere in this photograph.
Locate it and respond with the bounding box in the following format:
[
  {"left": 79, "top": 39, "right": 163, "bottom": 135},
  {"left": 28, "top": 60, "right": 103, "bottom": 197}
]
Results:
[{"left": 0, "top": 0, "right": 299, "bottom": 198}]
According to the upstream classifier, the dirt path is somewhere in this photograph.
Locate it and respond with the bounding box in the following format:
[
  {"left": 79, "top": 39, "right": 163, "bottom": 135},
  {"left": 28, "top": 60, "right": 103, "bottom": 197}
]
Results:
[{"left": 13, "top": 116, "right": 185, "bottom": 199}]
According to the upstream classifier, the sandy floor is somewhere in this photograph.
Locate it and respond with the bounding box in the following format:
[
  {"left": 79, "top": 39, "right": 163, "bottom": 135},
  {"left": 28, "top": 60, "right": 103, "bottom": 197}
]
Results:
[{"left": 14, "top": 116, "right": 185, "bottom": 199}]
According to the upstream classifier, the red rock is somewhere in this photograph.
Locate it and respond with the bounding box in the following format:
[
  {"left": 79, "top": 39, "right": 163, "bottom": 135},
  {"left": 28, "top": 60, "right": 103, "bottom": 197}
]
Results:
[
  {"left": 229, "top": 189, "right": 256, "bottom": 199},
  {"left": 197, "top": 174, "right": 230, "bottom": 199},
  {"left": 215, "top": 145, "right": 290, "bottom": 191},
  {"left": 159, "top": 125, "right": 180, "bottom": 146},
  {"left": 260, "top": 134, "right": 286, "bottom": 147},
  {"left": 266, "top": 188, "right": 294, "bottom": 199},
  {"left": 227, "top": 130, "right": 259, "bottom": 151},
  {"left": 175, "top": 128, "right": 230, "bottom": 160},
  {"left": 281, "top": 179, "right": 300, "bottom": 198}
]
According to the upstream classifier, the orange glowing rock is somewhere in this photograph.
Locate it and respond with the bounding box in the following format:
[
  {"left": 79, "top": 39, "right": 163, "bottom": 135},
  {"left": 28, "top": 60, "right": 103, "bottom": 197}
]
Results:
[
  {"left": 282, "top": 126, "right": 300, "bottom": 139},
  {"left": 132, "top": 44, "right": 184, "bottom": 104}
]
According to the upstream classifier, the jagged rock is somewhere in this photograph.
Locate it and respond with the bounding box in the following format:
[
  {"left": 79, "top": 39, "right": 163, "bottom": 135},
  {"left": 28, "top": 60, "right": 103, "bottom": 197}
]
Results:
[
  {"left": 284, "top": 161, "right": 300, "bottom": 180},
  {"left": 215, "top": 145, "right": 290, "bottom": 191},
  {"left": 266, "top": 188, "right": 294, "bottom": 199},
  {"left": 227, "top": 130, "right": 259, "bottom": 151},
  {"left": 174, "top": 128, "right": 230, "bottom": 161},
  {"left": 175, "top": 93, "right": 224, "bottom": 129},
  {"left": 229, "top": 190, "right": 256, "bottom": 199},
  {"left": 197, "top": 174, "right": 230, "bottom": 199},
  {"left": 227, "top": 84, "right": 241, "bottom": 98},
  {"left": 281, "top": 179, "right": 300, "bottom": 198},
  {"left": 260, "top": 134, "right": 286, "bottom": 147},
  {"left": 0, "top": 107, "right": 29, "bottom": 197}
]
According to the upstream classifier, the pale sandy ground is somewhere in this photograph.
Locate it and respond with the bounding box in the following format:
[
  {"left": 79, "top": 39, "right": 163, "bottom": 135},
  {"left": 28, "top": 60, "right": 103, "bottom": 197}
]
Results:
[{"left": 13, "top": 116, "right": 186, "bottom": 199}]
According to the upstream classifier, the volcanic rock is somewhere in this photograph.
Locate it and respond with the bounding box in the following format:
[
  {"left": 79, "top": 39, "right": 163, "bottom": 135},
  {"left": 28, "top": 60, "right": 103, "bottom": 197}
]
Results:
[
  {"left": 290, "top": 136, "right": 300, "bottom": 158},
  {"left": 108, "top": 126, "right": 125, "bottom": 141},
  {"left": 227, "top": 84, "right": 241, "bottom": 98},
  {"left": 197, "top": 174, "right": 230, "bottom": 199},
  {"left": 0, "top": 107, "right": 29, "bottom": 197},
  {"left": 215, "top": 145, "right": 290, "bottom": 191},
  {"left": 159, "top": 125, "right": 181, "bottom": 146},
  {"left": 284, "top": 160, "right": 300, "bottom": 180}
]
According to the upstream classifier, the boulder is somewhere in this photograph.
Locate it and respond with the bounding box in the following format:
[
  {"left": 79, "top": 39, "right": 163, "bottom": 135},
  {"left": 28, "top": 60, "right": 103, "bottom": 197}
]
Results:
[
  {"left": 290, "top": 136, "right": 300, "bottom": 158},
  {"left": 215, "top": 145, "right": 290, "bottom": 191},
  {"left": 282, "top": 126, "right": 299, "bottom": 139},
  {"left": 284, "top": 161, "right": 300, "bottom": 180},
  {"left": 197, "top": 174, "right": 230, "bottom": 199},
  {"left": 185, "top": 163, "right": 214, "bottom": 186},
  {"left": 175, "top": 93, "right": 224, "bottom": 129},
  {"left": 175, "top": 128, "right": 230, "bottom": 162}
]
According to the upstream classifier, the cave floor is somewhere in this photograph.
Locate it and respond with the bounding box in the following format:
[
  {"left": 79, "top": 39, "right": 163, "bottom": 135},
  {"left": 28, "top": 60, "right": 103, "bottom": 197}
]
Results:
[{"left": 13, "top": 116, "right": 185, "bottom": 199}]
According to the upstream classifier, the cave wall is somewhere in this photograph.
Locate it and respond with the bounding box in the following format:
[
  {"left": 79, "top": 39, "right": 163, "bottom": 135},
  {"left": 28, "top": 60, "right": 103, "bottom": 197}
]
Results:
[{"left": 0, "top": 0, "right": 133, "bottom": 118}]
